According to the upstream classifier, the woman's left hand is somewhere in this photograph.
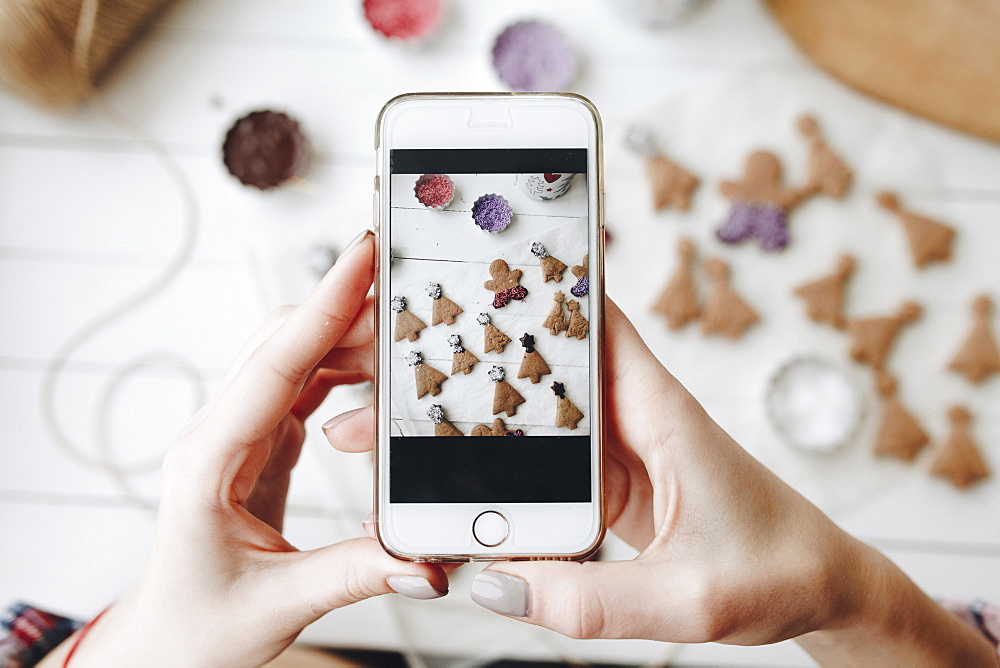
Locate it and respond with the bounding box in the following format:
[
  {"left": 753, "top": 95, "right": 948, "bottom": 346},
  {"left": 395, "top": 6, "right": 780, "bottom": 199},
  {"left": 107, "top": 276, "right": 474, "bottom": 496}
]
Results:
[{"left": 63, "top": 230, "right": 447, "bottom": 667}]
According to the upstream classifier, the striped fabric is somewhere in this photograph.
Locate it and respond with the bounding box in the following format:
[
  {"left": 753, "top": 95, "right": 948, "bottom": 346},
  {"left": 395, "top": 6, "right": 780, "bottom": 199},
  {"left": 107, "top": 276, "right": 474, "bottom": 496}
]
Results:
[{"left": 0, "top": 603, "right": 81, "bottom": 668}]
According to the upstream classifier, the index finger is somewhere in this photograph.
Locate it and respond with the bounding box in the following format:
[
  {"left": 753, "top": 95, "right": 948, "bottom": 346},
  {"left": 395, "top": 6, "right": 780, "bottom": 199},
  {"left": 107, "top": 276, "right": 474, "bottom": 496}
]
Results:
[{"left": 200, "top": 230, "right": 375, "bottom": 451}]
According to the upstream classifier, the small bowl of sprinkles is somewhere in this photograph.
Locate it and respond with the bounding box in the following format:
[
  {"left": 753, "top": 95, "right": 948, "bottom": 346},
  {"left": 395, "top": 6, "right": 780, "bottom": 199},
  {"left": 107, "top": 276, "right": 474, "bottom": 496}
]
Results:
[
  {"left": 471, "top": 194, "right": 513, "bottom": 232},
  {"left": 413, "top": 174, "right": 455, "bottom": 210},
  {"left": 363, "top": 0, "right": 443, "bottom": 42}
]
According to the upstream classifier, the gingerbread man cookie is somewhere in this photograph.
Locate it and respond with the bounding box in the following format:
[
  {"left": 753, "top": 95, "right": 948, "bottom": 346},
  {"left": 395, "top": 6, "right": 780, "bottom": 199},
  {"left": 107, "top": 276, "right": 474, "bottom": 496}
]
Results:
[
  {"left": 471, "top": 418, "right": 513, "bottom": 436},
  {"left": 652, "top": 237, "right": 700, "bottom": 330},
  {"left": 716, "top": 151, "right": 817, "bottom": 251},
  {"left": 484, "top": 259, "right": 528, "bottom": 308}
]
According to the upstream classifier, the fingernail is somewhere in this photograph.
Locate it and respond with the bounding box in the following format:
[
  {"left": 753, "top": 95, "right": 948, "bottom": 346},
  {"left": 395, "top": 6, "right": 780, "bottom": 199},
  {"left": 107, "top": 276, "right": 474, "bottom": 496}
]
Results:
[
  {"left": 361, "top": 511, "right": 373, "bottom": 527},
  {"left": 386, "top": 575, "right": 447, "bottom": 600},
  {"left": 470, "top": 571, "right": 529, "bottom": 617},
  {"left": 322, "top": 407, "right": 364, "bottom": 432},
  {"left": 340, "top": 229, "right": 373, "bottom": 260}
]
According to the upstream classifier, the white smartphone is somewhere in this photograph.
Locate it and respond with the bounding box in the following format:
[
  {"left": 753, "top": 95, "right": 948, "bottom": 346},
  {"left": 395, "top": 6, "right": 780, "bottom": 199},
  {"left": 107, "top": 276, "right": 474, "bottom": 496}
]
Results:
[{"left": 374, "top": 93, "right": 605, "bottom": 561}]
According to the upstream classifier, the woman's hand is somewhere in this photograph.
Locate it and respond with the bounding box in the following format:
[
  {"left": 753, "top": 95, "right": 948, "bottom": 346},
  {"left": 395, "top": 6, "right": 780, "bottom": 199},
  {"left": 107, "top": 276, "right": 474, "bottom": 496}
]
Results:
[
  {"left": 61, "top": 230, "right": 448, "bottom": 667},
  {"left": 460, "top": 301, "right": 995, "bottom": 664}
]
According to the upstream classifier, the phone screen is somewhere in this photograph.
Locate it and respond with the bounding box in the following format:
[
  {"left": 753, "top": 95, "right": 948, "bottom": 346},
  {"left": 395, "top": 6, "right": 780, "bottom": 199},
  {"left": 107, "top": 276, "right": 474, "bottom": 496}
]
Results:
[{"left": 387, "top": 148, "right": 594, "bottom": 505}]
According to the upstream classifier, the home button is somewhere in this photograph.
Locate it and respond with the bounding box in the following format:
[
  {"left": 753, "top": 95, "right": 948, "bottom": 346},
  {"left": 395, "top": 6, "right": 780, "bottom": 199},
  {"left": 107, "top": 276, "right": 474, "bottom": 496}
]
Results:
[{"left": 472, "top": 511, "right": 509, "bottom": 547}]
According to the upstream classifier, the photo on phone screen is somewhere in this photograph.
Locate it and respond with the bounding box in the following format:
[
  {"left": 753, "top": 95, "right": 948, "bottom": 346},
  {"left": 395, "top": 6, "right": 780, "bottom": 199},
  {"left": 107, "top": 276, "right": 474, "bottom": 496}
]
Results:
[{"left": 386, "top": 148, "right": 594, "bottom": 505}]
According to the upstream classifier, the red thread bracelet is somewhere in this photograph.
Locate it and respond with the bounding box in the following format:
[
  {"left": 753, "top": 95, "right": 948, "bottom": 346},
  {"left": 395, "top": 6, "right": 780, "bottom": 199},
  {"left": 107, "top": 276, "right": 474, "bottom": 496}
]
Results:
[{"left": 62, "top": 606, "right": 111, "bottom": 667}]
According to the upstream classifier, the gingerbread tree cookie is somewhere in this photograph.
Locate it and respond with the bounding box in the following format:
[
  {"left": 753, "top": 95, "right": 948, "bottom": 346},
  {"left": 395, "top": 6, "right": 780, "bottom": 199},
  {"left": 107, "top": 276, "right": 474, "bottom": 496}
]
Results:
[
  {"left": 484, "top": 259, "right": 528, "bottom": 308},
  {"left": 793, "top": 254, "right": 855, "bottom": 329},
  {"left": 701, "top": 258, "right": 759, "bottom": 339},
  {"left": 846, "top": 301, "right": 921, "bottom": 369},
  {"left": 625, "top": 124, "right": 700, "bottom": 212},
  {"left": 652, "top": 237, "right": 700, "bottom": 330},
  {"left": 876, "top": 191, "right": 956, "bottom": 268},
  {"left": 406, "top": 351, "right": 447, "bottom": 399},
  {"left": 551, "top": 381, "right": 584, "bottom": 430},
  {"left": 872, "top": 371, "right": 929, "bottom": 462},
  {"left": 797, "top": 115, "right": 853, "bottom": 199},
  {"left": 391, "top": 296, "right": 426, "bottom": 343},
  {"left": 570, "top": 255, "right": 589, "bottom": 297},
  {"left": 949, "top": 295, "right": 1000, "bottom": 384},
  {"left": 478, "top": 312, "right": 512, "bottom": 354},
  {"left": 448, "top": 334, "right": 479, "bottom": 376},
  {"left": 716, "top": 151, "right": 818, "bottom": 251},
  {"left": 566, "top": 300, "right": 589, "bottom": 340},
  {"left": 543, "top": 291, "right": 568, "bottom": 335},
  {"left": 426, "top": 282, "right": 463, "bottom": 326},
  {"left": 531, "top": 242, "right": 567, "bottom": 283},
  {"left": 517, "top": 334, "right": 551, "bottom": 384},
  {"left": 490, "top": 366, "right": 525, "bottom": 417},
  {"left": 929, "top": 406, "right": 990, "bottom": 489},
  {"left": 427, "top": 404, "right": 462, "bottom": 437}
]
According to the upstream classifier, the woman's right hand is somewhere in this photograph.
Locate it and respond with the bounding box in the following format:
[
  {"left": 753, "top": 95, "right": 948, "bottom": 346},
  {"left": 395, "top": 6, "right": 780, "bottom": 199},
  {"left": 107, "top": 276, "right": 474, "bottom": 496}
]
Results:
[{"left": 464, "top": 300, "right": 997, "bottom": 665}]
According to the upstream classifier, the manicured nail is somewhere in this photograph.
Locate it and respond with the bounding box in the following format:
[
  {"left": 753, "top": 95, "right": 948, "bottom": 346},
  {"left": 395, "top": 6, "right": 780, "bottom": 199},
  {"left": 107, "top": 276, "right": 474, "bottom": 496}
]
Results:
[
  {"left": 386, "top": 575, "right": 447, "bottom": 600},
  {"left": 322, "top": 407, "right": 364, "bottom": 432},
  {"left": 340, "top": 229, "right": 373, "bottom": 259},
  {"left": 470, "top": 571, "right": 529, "bottom": 617},
  {"left": 361, "top": 511, "right": 373, "bottom": 527}
]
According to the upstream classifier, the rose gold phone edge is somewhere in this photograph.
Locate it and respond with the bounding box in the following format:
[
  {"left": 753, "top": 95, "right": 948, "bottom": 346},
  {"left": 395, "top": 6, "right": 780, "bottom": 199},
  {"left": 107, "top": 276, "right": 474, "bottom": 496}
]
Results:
[{"left": 372, "top": 92, "right": 606, "bottom": 562}]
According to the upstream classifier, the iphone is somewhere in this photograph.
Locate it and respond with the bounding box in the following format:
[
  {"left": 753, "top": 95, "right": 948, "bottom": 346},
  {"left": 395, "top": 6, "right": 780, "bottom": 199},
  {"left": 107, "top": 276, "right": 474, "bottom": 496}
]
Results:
[{"left": 374, "top": 93, "right": 604, "bottom": 561}]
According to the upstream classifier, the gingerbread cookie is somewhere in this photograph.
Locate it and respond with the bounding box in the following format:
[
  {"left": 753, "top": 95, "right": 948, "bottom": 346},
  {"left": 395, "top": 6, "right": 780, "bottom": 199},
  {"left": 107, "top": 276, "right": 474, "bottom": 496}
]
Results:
[
  {"left": 517, "top": 334, "right": 551, "bottom": 384},
  {"left": 949, "top": 295, "right": 1000, "bottom": 384},
  {"left": 484, "top": 259, "right": 528, "bottom": 308},
  {"left": 876, "top": 191, "right": 956, "bottom": 268},
  {"left": 392, "top": 296, "right": 426, "bottom": 343},
  {"left": 543, "top": 291, "right": 568, "bottom": 335},
  {"left": 566, "top": 300, "right": 589, "bottom": 340},
  {"left": 716, "top": 151, "right": 818, "bottom": 251},
  {"left": 846, "top": 301, "right": 921, "bottom": 369},
  {"left": 929, "top": 406, "right": 990, "bottom": 489},
  {"left": 471, "top": 417, "right": 523, "bottom": 437},
  {"left": 406, "top": 351, "right": 448, "bottom": 399},
  {"left": 625, "top": 125, "right": 700, "bottom": 212},
  {"left": 427, "top": 404, "right": 463, "bottom": 437},
  {"left": 872, "top": 371, "right": 929, "bottom": 462},
  {"left": 551, "top": 381, "right": 584, "bottom": 430},
  {"left": 448, "top": 334, "right": 479, "bottom": 376},
  {"left": 793, "top": 254, "right": 855, "bottom": 329},
  {"left": 701, "top": 258, "right": 759, "bottom": 339},
  {"left": 531, "top": 242, "right": 567, "bottom": 283},
  {"left": 570, "top": 254, "right": 589, "bottom": 297},
  {"left": 426, "top": 282, "right": 463, "bottom": 326},
  {"left": 652, "top": 237, "right": 700, "bottom": 330},
  {"left": 797, "top": 115, "right": 853, "bottom": 199},
  {"left": 490, "top": 365, "right": 525, "bottom": 417},
  {"left": 478, "top": 313, "right": 512, "bottom": 354}
]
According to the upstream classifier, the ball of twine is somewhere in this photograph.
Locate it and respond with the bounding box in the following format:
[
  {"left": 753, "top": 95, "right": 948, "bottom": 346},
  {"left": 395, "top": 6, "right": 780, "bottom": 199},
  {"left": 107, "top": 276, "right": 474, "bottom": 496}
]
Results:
[{"left": 0, "top": 0, "right": 172, "bottom": 109}]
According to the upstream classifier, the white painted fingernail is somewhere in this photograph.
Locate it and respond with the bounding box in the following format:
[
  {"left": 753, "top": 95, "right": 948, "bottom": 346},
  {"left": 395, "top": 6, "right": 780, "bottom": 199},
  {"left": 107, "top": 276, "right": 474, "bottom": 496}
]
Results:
[
  {"left": 471, "top": 571, "right": 529, "bottom": 617},
  {"left": 340, "top": 229, "right": 373, "bottom": 260},
  {"left": 361, "top": 511, "right": 373, "bottom": 527},
  {"left": 322, "top": 407, "right": 364, "bottom": 432},
  {"left": 386, "top": 575, "right": 446, "bottom": 600}
]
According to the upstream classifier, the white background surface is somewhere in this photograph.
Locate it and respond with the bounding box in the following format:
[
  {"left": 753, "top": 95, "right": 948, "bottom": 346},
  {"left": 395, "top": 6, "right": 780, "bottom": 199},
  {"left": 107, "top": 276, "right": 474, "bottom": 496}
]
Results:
[{"left": 2, "top": 1, "right": 999, "bottom": 666}]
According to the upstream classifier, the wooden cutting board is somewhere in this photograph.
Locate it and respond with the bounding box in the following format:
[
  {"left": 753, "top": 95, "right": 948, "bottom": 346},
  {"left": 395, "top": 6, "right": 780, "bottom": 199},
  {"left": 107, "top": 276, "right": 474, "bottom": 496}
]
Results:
[{"left": 765, "top": 0, "right": 1000, "bottom": 143}]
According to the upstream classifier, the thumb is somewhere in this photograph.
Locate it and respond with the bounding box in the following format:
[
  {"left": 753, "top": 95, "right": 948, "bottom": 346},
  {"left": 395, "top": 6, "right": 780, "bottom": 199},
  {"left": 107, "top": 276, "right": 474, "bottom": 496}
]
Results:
[
  {"left": 274, "top": 538, "right": 448, "bottom": 627},
  {"left": 471, "top": 559, "right": 700, "bottom": 642}
]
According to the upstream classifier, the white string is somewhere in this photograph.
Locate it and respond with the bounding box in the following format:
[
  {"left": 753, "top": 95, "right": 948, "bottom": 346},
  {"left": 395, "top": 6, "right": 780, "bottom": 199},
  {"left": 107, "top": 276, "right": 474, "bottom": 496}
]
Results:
[{"left": 40, "top": 0, "right": 205, "bottom": 511}]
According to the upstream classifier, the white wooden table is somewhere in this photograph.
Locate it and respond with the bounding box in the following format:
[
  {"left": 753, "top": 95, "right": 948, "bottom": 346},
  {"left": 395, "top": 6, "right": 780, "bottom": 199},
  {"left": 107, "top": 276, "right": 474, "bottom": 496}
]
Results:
[{"left": 2, "top": 1, "right": 998, "bottom": 665}]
